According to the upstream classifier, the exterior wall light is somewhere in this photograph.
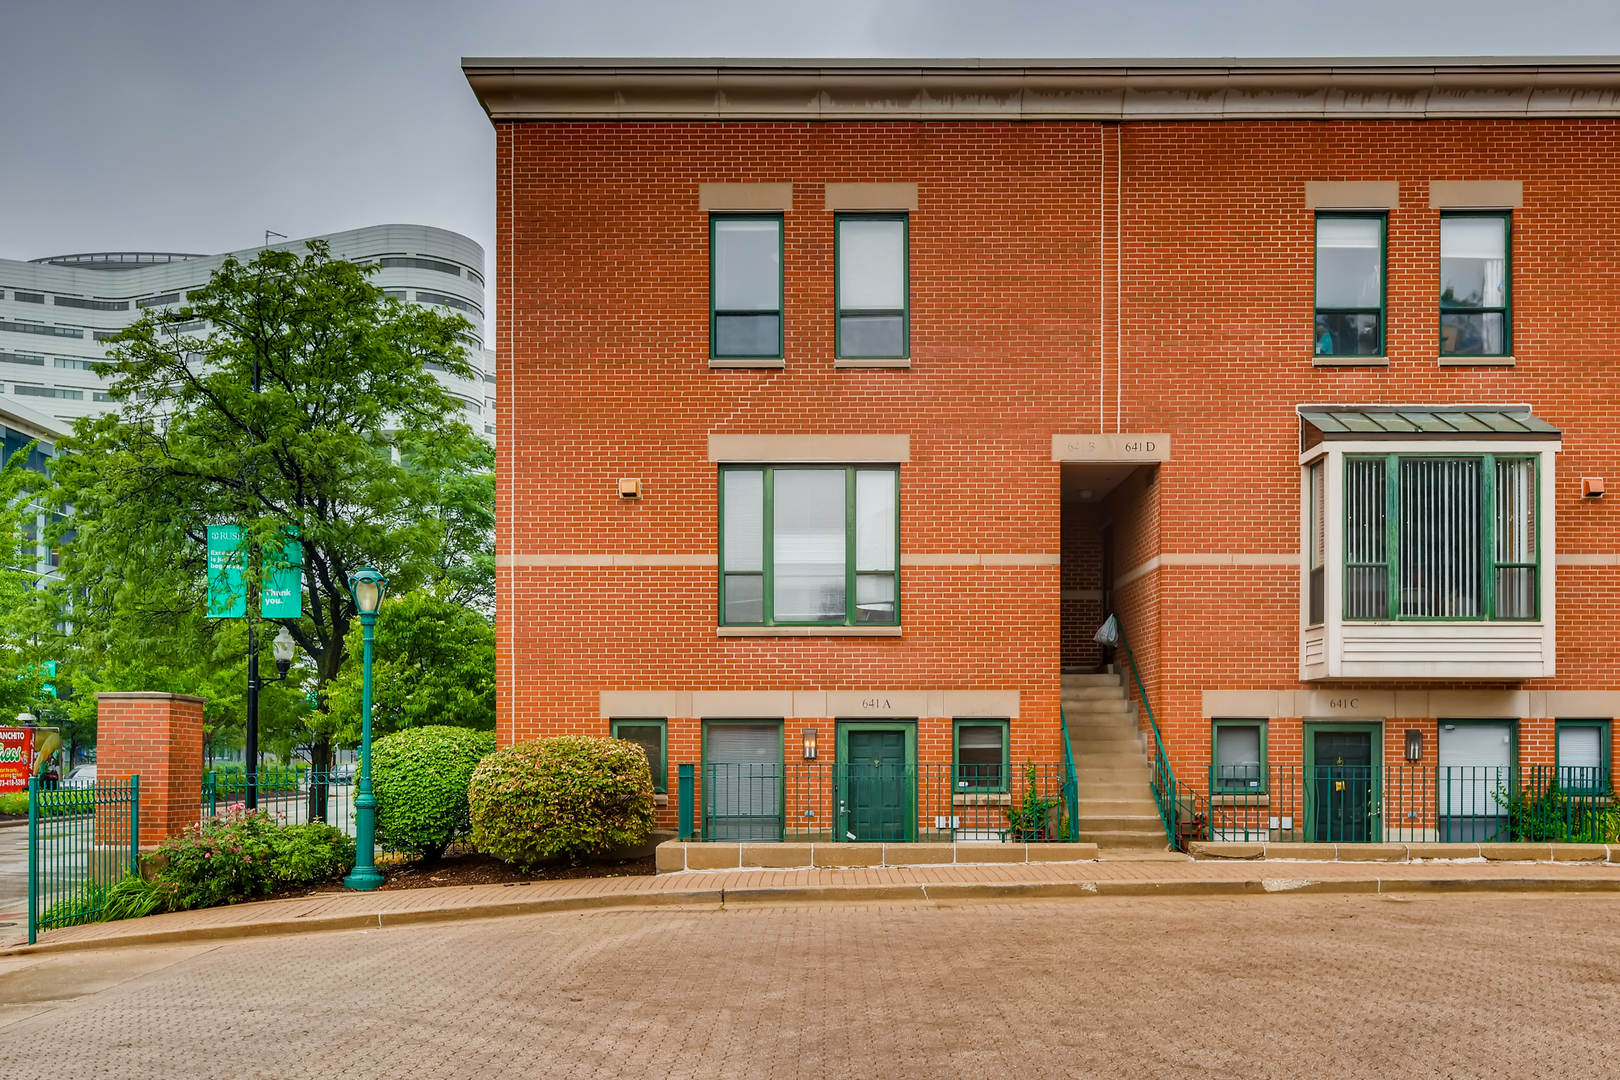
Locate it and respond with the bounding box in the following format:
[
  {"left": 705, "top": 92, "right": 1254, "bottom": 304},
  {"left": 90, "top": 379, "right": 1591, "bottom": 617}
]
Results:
[
  {"left": 1404, "top": 729, "right": 1423, "bottom": 762},
  {"left": 802, "top": 728, "right": 818, "bottom": 760}
]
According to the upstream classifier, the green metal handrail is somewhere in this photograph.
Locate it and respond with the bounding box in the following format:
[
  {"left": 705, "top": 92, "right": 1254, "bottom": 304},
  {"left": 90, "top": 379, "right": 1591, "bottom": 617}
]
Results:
[
  {"left": 1115, "top": 621, "right": 1194, "bottom": 849},
  {"left": 1058, "top": 708, "right": 1081, "bottom": 842}
]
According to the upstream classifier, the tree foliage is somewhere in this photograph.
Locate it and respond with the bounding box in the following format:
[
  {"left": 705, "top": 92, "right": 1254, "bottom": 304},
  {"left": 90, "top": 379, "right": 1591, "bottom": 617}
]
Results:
[
  {"left": 326, "top": 587, "right": 496, "bottom": 740},
  {"left": 35, "top": 243, "right": 493, "bottom": 756}
]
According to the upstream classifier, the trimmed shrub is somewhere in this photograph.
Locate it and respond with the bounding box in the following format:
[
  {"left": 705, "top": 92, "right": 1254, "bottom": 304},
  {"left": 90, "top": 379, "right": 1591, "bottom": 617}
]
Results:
[
  {"left": 469, "top": 736, "right": 655, "bottom": 865},
  {"left": 372, "top": 726, "right": 495, "bottom": 858},
  {"left": 270, "top": 822, "right": 355, "bottom": 886}
]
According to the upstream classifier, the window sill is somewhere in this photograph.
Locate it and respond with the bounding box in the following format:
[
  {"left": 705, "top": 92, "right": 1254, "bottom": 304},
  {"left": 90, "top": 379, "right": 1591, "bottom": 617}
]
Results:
[
  {"left": 716, "top": 625, "right": 903, "bottom": 638},
  {"left": 709, "top": 358, "right": 785, "bottom": 369},
  {"left": 953, "top": 792, "right": 1012, "bottom": 806},
  {"left": 1210, "top": 793, "right": 1270, "bottom": 806},
  {"left": 1313, "top": 355, "right": 1388, "bottom": 367},
  {"left": 835, "top": 357, "right": 911, "bottom": 369},
  {"left": 1439, "top": 355, "right": 1514, "bottom": 367}
]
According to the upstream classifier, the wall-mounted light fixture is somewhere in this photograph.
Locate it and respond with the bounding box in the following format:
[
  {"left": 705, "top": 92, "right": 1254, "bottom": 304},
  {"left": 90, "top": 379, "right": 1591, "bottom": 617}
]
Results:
[
  {"left": 802, "top": 728, "right": 818, "bottom": 760},
  {"left": 1404, "top": 729, "right": 1424, "bottom": 762},
  {"left": 1582, "top": 477, "right": 1605, "bottom": 499},
  {"left": 618, "top": 478, "right": 642, "bottom": 499}
]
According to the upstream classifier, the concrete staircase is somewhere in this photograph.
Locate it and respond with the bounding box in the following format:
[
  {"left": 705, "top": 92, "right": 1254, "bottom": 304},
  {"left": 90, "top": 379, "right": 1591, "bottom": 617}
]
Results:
[{"left": 1062, "top": 672, "right": 1178, "bottom": 857}]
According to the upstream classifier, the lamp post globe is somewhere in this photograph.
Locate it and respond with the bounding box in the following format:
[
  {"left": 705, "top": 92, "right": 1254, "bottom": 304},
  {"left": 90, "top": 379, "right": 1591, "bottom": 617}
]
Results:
[{"left": 344, "top": 567, "right": 387, "bottom": 891}]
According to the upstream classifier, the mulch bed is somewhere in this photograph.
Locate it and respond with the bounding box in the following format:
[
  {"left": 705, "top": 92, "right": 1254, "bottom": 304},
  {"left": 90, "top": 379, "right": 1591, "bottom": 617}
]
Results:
[{"left": 264, "top": 849, "right": 656, "bottom": 901}]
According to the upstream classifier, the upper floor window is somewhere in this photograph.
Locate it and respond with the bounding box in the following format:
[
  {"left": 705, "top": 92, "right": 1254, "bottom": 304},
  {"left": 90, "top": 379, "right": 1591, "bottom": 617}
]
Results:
[
  {"left": 1314, "top": 214, "right": 1385, "bottom": 357},
  {"left": 710, "top": 215, "right": 782, "bottom": 360},
  {"left": 720, "top": 465, "right": 897, "bottom": 626},
  {"left": 1343, "top": 454, "right": 1537, "bottom": 621},
  {"left": 1440, "top": 213, "right": 1510, "bottom": 357},
  {"left": 836, "top": 214, "right": 908, "bottom": 359}
]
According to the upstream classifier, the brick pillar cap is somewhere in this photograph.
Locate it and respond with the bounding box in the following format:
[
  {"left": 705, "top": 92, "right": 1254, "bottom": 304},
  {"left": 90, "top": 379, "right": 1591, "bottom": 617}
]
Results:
[{"left": 95, "top": 691, "right": 209, "bottom": 705}]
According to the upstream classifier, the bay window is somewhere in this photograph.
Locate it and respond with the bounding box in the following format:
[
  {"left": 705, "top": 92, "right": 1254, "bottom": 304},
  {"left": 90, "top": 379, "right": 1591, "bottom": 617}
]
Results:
[
  {"left": 1343, "top": 454, "right": 1537, "bottom": 621},
  {"left": 720, "top": 465, "right": 899, "bottom": 626},
  {"left": 1298, "top": 407, "right": 1558, "bottom": 681}
]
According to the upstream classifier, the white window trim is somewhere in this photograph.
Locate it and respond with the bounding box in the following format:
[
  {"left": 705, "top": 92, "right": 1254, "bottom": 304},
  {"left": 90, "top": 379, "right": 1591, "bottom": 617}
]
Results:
[{"left": 1298, "top": 437, "right": 1559, "bottom": 681}]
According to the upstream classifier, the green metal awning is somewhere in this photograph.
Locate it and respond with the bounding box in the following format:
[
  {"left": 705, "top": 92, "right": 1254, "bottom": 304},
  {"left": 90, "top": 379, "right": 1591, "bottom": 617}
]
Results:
[{"left": 1300, "top": 406, "right": 1560, "bottom": 449}]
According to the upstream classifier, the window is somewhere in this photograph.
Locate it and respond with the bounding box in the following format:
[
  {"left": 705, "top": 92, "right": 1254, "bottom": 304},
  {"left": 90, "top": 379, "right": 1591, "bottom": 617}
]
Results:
[
  {"left": 14, "top": 292, "right": 44, "bottom": 304},
  {"left": 93, "top": 392, "right": 115, "bottom": 402},
  {"left": 1343, "top": 454, "right": 1537, "bottom": 620},
  {"left": 55, "top": 296, "right": 129, "bottom": 312},
  {"left": 1314, "top": 214, "right": 1385, "bottom": 357},
  {"left": 953, "top": 719, "right": 1008, "bottom": 791},
  {"left": 836, "top": 214, "right": 907, "bottom": 358},
  {"left": 416, "top": 291, "right": 481, "bottom": 316},
  {"left": 1307, "top": 460, "right": 1326, "bottom": 625},
  {"left": 136, "top": 293, "right": 180, "bottom": 309},
  {"left": 1556, "top": 721, "right": 1609, "bottom": 795},
  {"left": 1440, "top": 214, "right": 1510, "bottom": 357},
  {"left": 379, "top": 256, "right": 460, "bottom": 276},
  {"left": 1212, "top": 720, "right": 1267, "bottom": 793},
  {"left": 612, "top": 718, "right": 667, "bottom": 793},
  {"left": 720, "top": 465, "right": 898, "bottom": 626},
  {"left": 2, "top": 321, "right": 82, "bottom": 339},
  {"left": 12, "top": 385, "right": 82, "bottom": 400},
  {"left": 54, "top": 357, "right": 96, "bottom": 370},
  {"left": 0, "top": 352, "right": 45, "bottom": 367},
  {"left": 710, "top": 215, "right": 782, "bottom": 359}
]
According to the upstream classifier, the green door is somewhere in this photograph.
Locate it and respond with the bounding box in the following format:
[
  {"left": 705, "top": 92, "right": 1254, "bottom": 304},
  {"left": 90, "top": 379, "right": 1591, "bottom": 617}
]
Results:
[
  {"left": 1309, "top": 727, "right": 1378, "bottom": 843},
  {"left": 844, "top": 729, "right": 908, "bottom": 841}
]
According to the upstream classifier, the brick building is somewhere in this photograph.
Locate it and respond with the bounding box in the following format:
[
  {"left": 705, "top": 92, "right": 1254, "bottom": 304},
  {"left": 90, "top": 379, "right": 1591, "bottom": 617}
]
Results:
[{"left": 464, "top": 57, "right": 1620, "bottom": 850}]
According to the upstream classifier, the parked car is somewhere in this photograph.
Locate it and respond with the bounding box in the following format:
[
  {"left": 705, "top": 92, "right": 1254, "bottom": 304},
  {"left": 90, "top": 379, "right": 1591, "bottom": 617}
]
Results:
[{"left": 61, "top": 764, "right": 97, "bottom": 788}]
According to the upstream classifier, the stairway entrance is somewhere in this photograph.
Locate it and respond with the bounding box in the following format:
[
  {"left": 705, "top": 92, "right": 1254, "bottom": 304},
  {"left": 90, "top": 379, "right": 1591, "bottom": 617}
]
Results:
[{"left": 1063, "top": 671, "right": 1183, "bottom": 859}]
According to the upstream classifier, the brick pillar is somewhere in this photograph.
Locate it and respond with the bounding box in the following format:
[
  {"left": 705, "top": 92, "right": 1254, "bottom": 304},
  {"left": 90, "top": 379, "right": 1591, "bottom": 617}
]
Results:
[{"left": 95, "top": 692, "right": 206, "bottom": 850}]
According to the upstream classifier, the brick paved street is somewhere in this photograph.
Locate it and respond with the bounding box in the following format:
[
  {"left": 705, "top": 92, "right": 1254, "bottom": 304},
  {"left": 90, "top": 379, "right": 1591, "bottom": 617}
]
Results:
[{"left": 2, "top": 893, "right": 1617, "bottom": 1078}]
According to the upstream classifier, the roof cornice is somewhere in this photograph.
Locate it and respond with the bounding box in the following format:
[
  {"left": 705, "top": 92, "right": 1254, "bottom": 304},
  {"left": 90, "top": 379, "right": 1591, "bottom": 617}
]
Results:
[{"left": 462, "top": 57, "right": 1620, "bottom": 122}]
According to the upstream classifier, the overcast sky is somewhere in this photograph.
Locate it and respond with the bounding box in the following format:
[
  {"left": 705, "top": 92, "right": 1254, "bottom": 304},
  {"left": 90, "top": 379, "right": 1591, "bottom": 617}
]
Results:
[{"left": 4, "top": 0, "right": 1618, "bottom": 324}]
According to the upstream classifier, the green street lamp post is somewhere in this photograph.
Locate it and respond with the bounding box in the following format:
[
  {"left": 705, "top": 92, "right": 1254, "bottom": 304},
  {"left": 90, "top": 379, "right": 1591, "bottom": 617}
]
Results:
[{"left": 343, "top": 567, "right": 387, "bottom": 891}]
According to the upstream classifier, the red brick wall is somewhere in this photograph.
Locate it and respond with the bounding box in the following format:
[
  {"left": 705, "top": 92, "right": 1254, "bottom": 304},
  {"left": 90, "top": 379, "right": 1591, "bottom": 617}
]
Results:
[
  {"left": 95, "top": 693, "right": 205, "bottom": 849},
  {"left": 495, "top": 116, "right": 1620, "bottom": 807}
]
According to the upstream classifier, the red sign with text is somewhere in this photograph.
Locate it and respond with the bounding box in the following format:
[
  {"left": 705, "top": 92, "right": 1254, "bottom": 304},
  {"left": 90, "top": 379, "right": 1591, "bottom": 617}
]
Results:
[{"left": 0, "top": 727, "right": 34, "bottom": 794}]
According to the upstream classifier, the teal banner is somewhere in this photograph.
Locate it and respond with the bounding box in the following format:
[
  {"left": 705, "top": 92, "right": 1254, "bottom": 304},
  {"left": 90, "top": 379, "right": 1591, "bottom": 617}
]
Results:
[
  {"left": 206, "top": 523, "right": 247, "bottom": 618},
  {"left": 261, "top": 529, "right": 303, "bottom": 618}
]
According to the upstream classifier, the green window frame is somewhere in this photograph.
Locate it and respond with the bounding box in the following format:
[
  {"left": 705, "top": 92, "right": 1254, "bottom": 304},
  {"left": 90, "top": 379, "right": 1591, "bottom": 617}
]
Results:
[
  {"left": 1440, "top": 212, "right": 1511, "bottom": 357},
  {"left": 718, "top": 464, "right": 900, "bottom": 627},
  {"left": 1212, "top": 719, "right": 1268, "bottom": 794},
  {"left": 710, "top": 214, "right": 783, "bottom": 360},
  {"left": 952, "top": 718, "right": 1009, "bottom": 793},
  {"left": 1341, "top": 453, "right": 1539, "bottom": 621},
  {"left": 1555, "top": 720, "right": 1610, "bottom": 795},
  {"left": 835, "top": 213, "right": 909, "bottom": 359},
  {"left": 1314, "top": 213, "right": 1386, "bottom": 358},
  {"left": 610, "top": 718, "right": 668, "bottom": 794}
]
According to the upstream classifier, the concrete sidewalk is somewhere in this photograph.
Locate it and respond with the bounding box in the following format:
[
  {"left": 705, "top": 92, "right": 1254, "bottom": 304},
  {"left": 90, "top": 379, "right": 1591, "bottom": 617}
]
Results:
[{"left": 5, "top": 855, "right": 1619, "bottom": 956}]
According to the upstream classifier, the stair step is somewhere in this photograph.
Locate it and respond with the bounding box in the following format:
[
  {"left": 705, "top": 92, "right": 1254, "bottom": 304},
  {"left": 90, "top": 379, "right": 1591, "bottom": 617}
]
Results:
[
  {"left": 1076, "top": 784, "right": 1157, "bottom": 798},
  {"left": 1079, "top": 830, "right": 1170, "bottom": 844},
  {"left": 1060, "top": 686, "right": 1126, "bottom": 701},
  {"left": 1077, "top": 799, "right": 1162, "bottom": 813},
  {"left": 1060, "top": 699, "right": 1131, "bottom": 713},
  {"left": 1061, "top": 674, "right": 1123, "bottom": 686}
]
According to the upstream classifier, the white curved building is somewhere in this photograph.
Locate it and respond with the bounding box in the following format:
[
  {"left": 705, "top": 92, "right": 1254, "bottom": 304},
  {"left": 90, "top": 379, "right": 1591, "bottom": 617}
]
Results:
[{"left": 0, "top": 224, "right": 494, "bottom": 440}]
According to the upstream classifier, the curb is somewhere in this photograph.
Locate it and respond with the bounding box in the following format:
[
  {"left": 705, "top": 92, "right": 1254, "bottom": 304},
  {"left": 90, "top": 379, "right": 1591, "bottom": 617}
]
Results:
[{"left": 6, "top": 873, "right": 1620, "bottom": 956}]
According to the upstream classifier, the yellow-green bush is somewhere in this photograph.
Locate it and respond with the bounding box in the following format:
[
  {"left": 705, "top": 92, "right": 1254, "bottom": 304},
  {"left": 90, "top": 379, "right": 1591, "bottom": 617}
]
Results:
[{"left": 468, "top": 736, "right": 654, "bottom": 865}]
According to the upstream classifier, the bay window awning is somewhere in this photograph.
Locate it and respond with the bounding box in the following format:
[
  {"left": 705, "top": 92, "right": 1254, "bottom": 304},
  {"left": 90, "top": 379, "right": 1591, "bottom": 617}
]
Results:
[{"left": 1300, "top": 406, "right": 1559, "bottom": 450}]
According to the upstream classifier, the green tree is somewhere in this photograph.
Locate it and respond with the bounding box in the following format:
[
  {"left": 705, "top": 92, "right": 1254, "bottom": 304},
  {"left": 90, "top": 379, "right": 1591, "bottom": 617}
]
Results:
[
  {"left": 40, "top": 242, "right": 492, "bottom": 775},
  {"left": 326, "top": 588, "right": 496, "bottom": 740}
]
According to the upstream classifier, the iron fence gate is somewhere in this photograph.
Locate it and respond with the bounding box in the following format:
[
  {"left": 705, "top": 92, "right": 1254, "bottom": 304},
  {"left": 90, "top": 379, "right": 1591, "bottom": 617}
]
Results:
[{"left": 27, "top": 775, "right": 139, "bottom": 945}]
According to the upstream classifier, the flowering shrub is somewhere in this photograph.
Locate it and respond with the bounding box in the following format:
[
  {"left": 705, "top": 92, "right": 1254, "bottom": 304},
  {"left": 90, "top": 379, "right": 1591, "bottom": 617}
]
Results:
[
  {"left": 149, "top": 806, "right": 355, "bottom": 911},
  {"left": 468, "top": 736, "right": 655, "bottom": 865}
]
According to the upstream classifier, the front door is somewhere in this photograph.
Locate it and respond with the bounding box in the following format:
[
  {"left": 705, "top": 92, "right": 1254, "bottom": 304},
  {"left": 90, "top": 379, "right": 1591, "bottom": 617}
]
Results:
[
  {"left": 843, "top": 729, "right": 909, "bottom": 842},
  {"left": 1308, "top": 726, "right": 1379, "bottom": 843}
]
